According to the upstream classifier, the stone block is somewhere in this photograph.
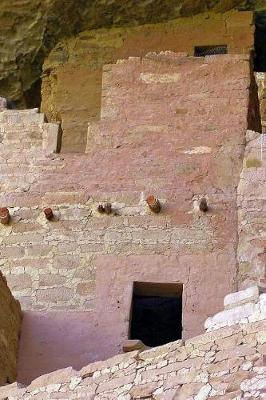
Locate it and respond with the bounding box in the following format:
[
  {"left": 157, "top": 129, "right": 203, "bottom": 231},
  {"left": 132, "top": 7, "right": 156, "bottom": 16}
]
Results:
[
  {"left": 96, "top": 373, "right": 135, "bottom": 393},
  {"left": 6, "top": 273, "right": 32, "bottom": 291},
  {"left": 54, "top": 255, "right": 80, "bottom": 270},
  {"left": 80, "top": 351, "right": 139, "bottom": 378},
  {"left": 164, "top": 371, "right": 197, "bottom": 388},
  {"left": 205, "top": 303, "right": 257, "bottom": 331},
  {"left": 76, "top": 282, "right": 95, "bottom": 296},
  {"left": 43, "top": 123, "right": 60, "bottom": 153},
  {"left": 139, "top": 340, "right": 184, "bottom": 360},
  {"left": 122, "top": 339, "right": 147, "bottom": 353},
  {"left": 27, "top": 367, "right": 76, "bottom": 391},
  {"left": 36, "top": 287, "right": 74, "bottom": 302},
  {"left": 130, "top": 383, "right": 157, "bottom": 398},
  {"left": 174, "top": 383, "right": 205, "bottom": 400},
  {"left": 224, "top": 286, "right": 260, "bottom": 310}
]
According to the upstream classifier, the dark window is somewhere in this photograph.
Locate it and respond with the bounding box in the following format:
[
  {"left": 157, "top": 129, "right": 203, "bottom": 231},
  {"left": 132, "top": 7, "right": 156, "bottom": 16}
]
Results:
[
  {"left": 194, "top": 45, "right": 228, "bottom": 57},
  {"left": 254, "top": 12, "right": 266, "bottom": 72},
  {"left": 130, "top": 282, "right": 183, "bottom": 347}
]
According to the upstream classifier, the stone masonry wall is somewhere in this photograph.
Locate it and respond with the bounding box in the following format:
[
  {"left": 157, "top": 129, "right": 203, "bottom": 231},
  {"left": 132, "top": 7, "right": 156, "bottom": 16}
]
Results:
[
  {"left": 237, "top": 130, "right": 266, "bottom": 289},
  {"left": 0, "top": 53, "right": 259, "bottom": 341},
  {"left": 255, "top": 72, "right": 266, "bottom": 131},
  {"left": 1, "top": 286, "right": 265, "bottom": 399},
  {"left": 0, "top": 271, "right": 21, "bottom": 386},
  {"left": 42, "top": 10, "right": 254, "bottom": 151}
]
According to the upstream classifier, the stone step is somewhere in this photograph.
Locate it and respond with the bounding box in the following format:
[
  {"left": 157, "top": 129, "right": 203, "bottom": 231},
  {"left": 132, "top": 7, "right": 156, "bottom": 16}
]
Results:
[{"left": 0, "top": 109, "right": 45, "bottom": 125}]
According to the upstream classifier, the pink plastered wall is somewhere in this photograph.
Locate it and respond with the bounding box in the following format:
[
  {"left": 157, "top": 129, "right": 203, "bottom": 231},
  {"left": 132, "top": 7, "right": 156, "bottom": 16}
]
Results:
[{"left": 0, "top": 53, "right": 260, "bottom": 347}]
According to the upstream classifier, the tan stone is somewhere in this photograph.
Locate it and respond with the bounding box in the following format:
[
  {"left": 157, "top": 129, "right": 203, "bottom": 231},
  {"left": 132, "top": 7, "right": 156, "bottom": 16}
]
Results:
[
  {"left": 174, "top": 383, "right": 205, "bottom": 399},
  {"left": 215, "top": 345, "right": 256, "bottom": 362},
  {"left": 27, "top": 367, "right": 76, "bottom": 391},
  {"left": 96, "top": 373, "right": 135, "bottom": 393},
  {"left": 123, "top": 339, "right": 147, "bottom": 353},
  {"left": 130, "top": 382, "right": 157, "bottom": 398},
  {"left": 164, "top": 370, "right": 197, "bottom": 388}
]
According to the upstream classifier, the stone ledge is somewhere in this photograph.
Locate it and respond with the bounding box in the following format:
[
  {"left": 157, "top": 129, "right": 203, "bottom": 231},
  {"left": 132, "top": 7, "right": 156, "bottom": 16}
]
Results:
[
  {"left": 224, "top": 286, "right": 260, "bottom": 310},
  {"left": 205, "top": 286, "right": 265, "bottom": 332}
]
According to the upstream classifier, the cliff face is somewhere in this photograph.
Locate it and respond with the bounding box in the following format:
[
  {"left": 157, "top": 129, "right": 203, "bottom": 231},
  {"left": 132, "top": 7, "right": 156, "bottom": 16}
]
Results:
[{"left": 0, "top": 0, "right": 265, "bottom": 105}]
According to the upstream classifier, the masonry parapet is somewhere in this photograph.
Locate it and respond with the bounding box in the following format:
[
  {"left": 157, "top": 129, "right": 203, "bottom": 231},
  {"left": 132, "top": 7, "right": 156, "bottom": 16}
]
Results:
[{"left": 0, "top": 106, "right": 60, "bottom": 154}]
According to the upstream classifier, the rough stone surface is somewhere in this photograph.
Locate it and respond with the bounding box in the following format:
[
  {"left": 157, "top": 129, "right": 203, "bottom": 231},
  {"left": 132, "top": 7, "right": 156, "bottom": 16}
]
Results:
[
  {"left": 237, "top": 130, "right": 266, "bottom": 289},
  {"left": 0, "top": 1, "right": 264, "bottom": 110},
  {"left": 0, "top": 271, "right": 22, "bottom": 385},
  {"left": 224, "top": 286, "right": 260, "bottom": 309},
  {"left": 205, "top": 287, "right": 266, "bottom": 331},
  {"left": 1, "top": 287, "right": 265, "bottom": 399},
  {"left": 255, "top": 72, "right": 266, "bottom": 131}
]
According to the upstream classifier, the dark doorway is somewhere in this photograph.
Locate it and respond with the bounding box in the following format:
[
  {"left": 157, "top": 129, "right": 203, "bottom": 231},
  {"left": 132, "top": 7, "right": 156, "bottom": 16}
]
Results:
[
  {"left": 254, "top": 12, "right": 266, "bottom": 72},
  {"left": 23, "top": 78, "right": 42, "bottom": 109},
  {"left": 130, "top": 282, "right": 183, "bottom": 347},
  {"left": 194, "top": 45, "right": 227, "bottom": 57}
]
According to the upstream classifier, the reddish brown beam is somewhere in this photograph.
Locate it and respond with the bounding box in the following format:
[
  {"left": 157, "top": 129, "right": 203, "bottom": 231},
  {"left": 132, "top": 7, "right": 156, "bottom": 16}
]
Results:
[
  {"left": 0, "top": 207, "right": 10, "bottom": 225},
  {"left": 146, "top": 195, "right": 161, "bottom": 213},
  {"left": 44, "top": 208, "right": 54, "bottom": 220}
]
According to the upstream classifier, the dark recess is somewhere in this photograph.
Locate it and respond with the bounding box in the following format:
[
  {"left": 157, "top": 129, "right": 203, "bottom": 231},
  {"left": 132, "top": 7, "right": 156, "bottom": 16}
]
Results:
[
  {"left": 194, "top": 45, "right": 228, "bottom": 57},
  {"left": 23, "top": 79, "right": 42, "bottom": 109},
  {"left": 254, "top": 12, "right": 266, "bottom": 72},
  {"left": 130, "top": 282, "right": 183, "bottom": 347}
]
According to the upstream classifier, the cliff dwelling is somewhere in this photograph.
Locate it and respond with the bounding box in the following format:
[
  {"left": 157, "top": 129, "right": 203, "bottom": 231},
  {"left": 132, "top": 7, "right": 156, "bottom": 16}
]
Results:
[{"left": 0, "top": 1, "right": 265, "bottom": 399}]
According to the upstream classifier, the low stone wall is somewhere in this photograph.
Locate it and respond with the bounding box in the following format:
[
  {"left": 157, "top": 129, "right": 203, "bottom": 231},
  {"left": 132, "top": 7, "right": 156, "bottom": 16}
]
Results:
[
  {"left": 0, "top": 271, "right": 21, "bottom": 385},
  {"left": 237, "top": 130, "right": 266, "bottom": 289},
  {"left": 1, "top": 286, "right": 265, "bottom": 399}
]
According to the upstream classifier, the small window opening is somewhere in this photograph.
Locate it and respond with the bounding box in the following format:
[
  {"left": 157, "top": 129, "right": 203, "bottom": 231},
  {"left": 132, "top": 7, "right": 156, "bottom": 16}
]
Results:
[
  {"left": 254, "top": 12, "right": 266, "bottom": 72},
  {"left": 194, "top": 45, "right": 228, "bottom": 57},
  {"left": 130, "top": 282, "right": 183, "bottom": 347}
]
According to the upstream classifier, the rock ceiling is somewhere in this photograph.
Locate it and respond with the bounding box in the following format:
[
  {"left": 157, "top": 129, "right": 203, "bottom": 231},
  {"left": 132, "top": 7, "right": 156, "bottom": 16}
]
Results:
[{"left": 0, "top": 0, "right": 265, "bottom": 104}]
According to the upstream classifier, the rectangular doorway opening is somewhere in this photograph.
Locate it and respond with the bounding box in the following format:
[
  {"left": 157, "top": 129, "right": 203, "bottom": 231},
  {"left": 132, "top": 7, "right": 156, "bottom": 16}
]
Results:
[
  {"left": 130, "top": 282, "right": 183, "bottom": 347},
  {"left": 194, "top": 45, "right": 228, "bottom": 57}
]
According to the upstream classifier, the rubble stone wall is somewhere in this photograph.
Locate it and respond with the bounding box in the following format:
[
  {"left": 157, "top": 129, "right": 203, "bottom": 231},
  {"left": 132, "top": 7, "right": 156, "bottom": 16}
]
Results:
[
  {"left": 0, "top": 271, "right": 21, "bottom": 385},
  {"left": 1, "top": 286, "right": 265, "bottom": 399},
  {"left": 237, "top": 130, "right": 266, "bottom": 289},
  {"left": 0, "top": 53, "right": 259, "bottom": 340},
  {"left": 41, "top": 11, "right": 254, "bottom": 151},
  {"left": 255, "top": 72, "right": 266, "bottom": 131}
]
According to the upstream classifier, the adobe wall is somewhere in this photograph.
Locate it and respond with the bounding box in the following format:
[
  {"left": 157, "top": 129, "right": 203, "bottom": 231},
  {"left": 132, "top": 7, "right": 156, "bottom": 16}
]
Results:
[
  {"left": 0, "top": 53, "right": 258, "bottom": 343},
  {"left": 41, "top": 11, "right": 254, "bottom": 151},
  {"left": 0, "top": 271, "right": 21, "bottom": 385},
  {"left": 1, "top": 286, "right": 265, "bottom": 399}
]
